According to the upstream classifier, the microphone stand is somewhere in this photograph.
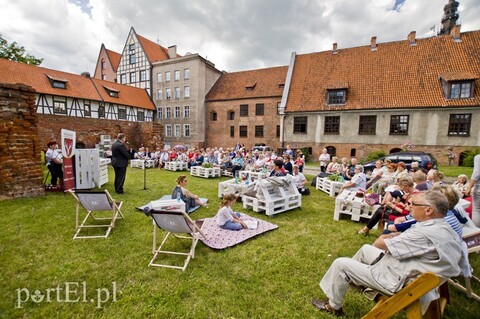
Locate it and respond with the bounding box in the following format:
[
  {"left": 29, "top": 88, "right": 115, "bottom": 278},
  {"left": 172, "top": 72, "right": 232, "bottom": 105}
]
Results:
[{"left": 143, "top": 158, "right": 147, "bottom": 190}]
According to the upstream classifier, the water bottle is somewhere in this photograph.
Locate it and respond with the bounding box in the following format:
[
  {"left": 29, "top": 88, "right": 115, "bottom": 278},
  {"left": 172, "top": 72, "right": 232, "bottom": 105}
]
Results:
[{"left": 176, "top": 188, "right": 181, "bottom": 202}]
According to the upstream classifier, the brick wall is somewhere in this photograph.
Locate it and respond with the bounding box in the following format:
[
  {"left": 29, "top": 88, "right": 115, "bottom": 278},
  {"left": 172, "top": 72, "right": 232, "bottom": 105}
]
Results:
[
  {"left": 0, "top": 83, "right": 44, "bottom": 200},
  {"left": 37, "top": 115, "right": 163, "bottom": 151}
]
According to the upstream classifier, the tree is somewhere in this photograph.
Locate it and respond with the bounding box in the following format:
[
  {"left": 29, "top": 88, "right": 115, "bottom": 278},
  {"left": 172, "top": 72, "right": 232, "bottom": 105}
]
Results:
[{"left": 0, "top": 34, "right": 43, "bottom": 65}]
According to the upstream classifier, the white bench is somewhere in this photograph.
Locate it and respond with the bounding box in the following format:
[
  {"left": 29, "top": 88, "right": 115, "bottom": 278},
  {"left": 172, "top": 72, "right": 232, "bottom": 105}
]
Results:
[
  {"left": 316, "top": 177, "right": 344, "bottom": 197},
  {"left": 218, "top": 179, "right": 256, "bottom": 198},
  {"left": 164, "top": 161, "right": 188, "bottom": 171},
  {"left": 334, "top": 190, "right": 380, "bottom": 228},
  {"left": 238, "top": 170, "right": 268, "bottom": 181},
  {"left": 242, "top": 176, "right": 301, "bottom": 216},
  {"left": 131, "top": 159, "right": 155, "bottom": 169},
  {"left": 190, "top": 166, "right": 221, "bottom": 178}
]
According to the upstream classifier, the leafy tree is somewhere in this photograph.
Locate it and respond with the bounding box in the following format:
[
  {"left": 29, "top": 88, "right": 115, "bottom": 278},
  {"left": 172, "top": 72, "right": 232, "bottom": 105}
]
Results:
[{"left": 0, "top": 34, "right": 43, "bottom": 65}]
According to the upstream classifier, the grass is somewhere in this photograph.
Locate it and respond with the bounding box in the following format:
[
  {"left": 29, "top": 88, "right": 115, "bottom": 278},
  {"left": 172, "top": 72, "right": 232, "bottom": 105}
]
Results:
[{"left": 0, "top": 167, "right": 479, "bottom": 318}]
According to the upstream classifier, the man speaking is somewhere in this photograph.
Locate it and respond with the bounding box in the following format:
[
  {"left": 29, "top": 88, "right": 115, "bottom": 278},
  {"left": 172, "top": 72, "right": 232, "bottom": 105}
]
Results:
[{"left": 111, "top": 133, "right": 130, "bottom": 194}]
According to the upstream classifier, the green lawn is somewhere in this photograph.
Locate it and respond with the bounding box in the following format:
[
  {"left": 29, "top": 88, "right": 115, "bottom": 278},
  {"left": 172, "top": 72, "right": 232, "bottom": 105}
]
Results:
[{"left": 0, "top": 167, "right": 478, "bottom": 318}]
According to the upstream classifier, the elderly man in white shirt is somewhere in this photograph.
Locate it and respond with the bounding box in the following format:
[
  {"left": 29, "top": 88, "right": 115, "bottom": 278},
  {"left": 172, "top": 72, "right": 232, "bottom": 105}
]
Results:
[{"left": 340, "top": 164, "right": 367, "bottom": 193}]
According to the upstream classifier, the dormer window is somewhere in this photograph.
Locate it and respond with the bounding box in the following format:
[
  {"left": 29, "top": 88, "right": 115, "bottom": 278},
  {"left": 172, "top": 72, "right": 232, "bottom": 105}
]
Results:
[
  {"left": 439, "top": 72, "right": 477, "bottom": 99},
  {"left": 103, "top": 85, "right": 119, "bottom": 98},
  {"left": 46, "top": 74, "right": 67, "bottom": 89},
  {"left": 245, "top": 82, "right": 256, "bottom": 92},
  {"left": 327, "top": 89, "right": 346, "bottom": 105}
]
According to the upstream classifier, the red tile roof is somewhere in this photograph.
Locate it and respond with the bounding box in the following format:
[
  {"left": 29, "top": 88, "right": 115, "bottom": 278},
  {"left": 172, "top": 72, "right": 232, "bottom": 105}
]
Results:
[
  {"left": 286, "top": 30, "right": 480, "bottom": 112},
  {"left": 136, "top": 34, "right": 180, "bottom": 63},
  {"left": 106, "top": 48, "right": 121, "bottom": 71},
  {"left": 0, "top": 58, "right": 155, "bottom": 110},
  {"left": 206, "top": 66, "right": 288, "bottom": 101}
]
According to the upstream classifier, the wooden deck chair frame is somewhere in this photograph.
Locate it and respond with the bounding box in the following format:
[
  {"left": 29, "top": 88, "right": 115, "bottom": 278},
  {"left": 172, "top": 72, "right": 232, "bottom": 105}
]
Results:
[
  {"left": 363, "top": 272, "right": 449, "bottom": 319},
  {"left": 68, "top": 190, "right": 124, "bottom": 239},
  {"left": 448, "top": 228, "right": 480, "bottom": 302},
  {"left": 149, "top": 209, "right": 206, "bottom": 271}
]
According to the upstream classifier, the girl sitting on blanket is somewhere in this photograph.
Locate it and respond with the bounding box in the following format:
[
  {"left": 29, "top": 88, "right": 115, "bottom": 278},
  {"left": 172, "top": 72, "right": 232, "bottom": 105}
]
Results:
[
  {"left": 172, "top": 175, "right": 207, "bottom": 212},
  {"left": 215, "top": 193, "right": 248, "bottom": 230}
]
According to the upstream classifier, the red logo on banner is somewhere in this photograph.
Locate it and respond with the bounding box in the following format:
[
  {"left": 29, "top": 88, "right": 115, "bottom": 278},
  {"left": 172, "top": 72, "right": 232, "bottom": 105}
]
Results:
[{"left": 64, "top": 138, "right": 73, "bottom": 158}]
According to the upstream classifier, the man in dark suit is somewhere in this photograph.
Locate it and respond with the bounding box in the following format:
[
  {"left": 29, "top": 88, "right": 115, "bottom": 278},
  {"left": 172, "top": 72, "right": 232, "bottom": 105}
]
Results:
[{"left": 111, "top": 133, "right": 130, "bottom": 194}]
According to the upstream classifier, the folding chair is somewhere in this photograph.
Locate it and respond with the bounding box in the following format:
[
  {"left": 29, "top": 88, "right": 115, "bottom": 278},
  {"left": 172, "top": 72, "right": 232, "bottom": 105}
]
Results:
[
  {"left": 363, "top": 272, "right": 449, "bottom": 319},
  {"left": 148, "top": 200, "right": 206, "bottom": 271},
  {"left": 68, "top": 190, "right": 124, "bottom": 239}
]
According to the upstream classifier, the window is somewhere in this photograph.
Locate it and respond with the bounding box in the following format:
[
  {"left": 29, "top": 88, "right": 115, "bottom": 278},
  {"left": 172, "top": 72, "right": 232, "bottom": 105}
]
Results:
[
  {"left": 184, "top": 68, "right": 190, "bottom": 79},
  {"left": 174, "top": 87, "right": 180, "bottom": 99},
  {"left": 390, "top": 115, "right": 409, "bottom": 135},
  {"left": 166, "top": 107, "right": 171, "bottom": 119},
  {"left": 184, "top": 124, "right": 190, "bottom": 137},
  {"left": 239, "top": 126, "right": 248, "bottom": 137},
  {"left": 450, "top": 82, "right": 473, "bottom": 99},
  {"left": 130, "top": 72, "right": 136, "bottom": 83},
  {"left": 166, "top": 88, "right": 171, "bottom": 99},
  {"left": 157, "top": 73, "right": 162, "bottom": 83},
  {"left": 52, "top": 81, "right": 66, "bottom": 89},
  {"left": 359, "top": 115, "right": 377, "bottom": 135},
  {"left": 327, "top": 89, "right": 346, "bottom": 105},
  {"left": 230, "top": 126, "right": 235, "bottom": 138},
  {"left": 102, "top": 74, "right": 106, "bottom": 80},
  {"left": 276, "top": 125, "right": 280, "bottom": 138},
  {"left": 174, "top": 124, "right": 181, "bottom": 137},
  {"left": 350, "top": 148, "right": 356, "bottom": 157},
  {"left": 158, "top": 107, "right": 163, "bottom": 119},
  {"left": 184, "top": 86, "right": 190, "bottom": 98},
  {"left": 129, "top": 54, "right": 136, "bottom": 64},
  {"left": 240, "top": 104, "right": 248, "bottom": 117},
  {"left": 174, "top": 70, "right": 180, "bottom": 81},
  {"left": 53, "top": 97, "right": 67, "bottom": 114},
  {"left": 140, "top": 70, "right": 146, "bottom": 81},
  {"left": 255, "top": 103, "right": 264, "bottom": 116},
  {"left": 324, "top": 116, "right": 340, "bottom": 134},
  {"left": 120, "top": 74, "right": 126, "bottom": 84},
  {"left": 84, "top": 101, "right": 91, "bottom": 117},
  {"left": 118, "top": 107, "right": 126, "bottom": 120},
  {"left": 101, "top": 60, "right": 106, "bottom": 70},
  {"left": 255, "top": 125, "right": 264, "bottom": 137},
  {"left": 165, "top": 125, "right": 172, "bottom": 137},
  {"left": 184, "top": 105, "right": 190, "bottom": 118},
  {"left": 129, "top": 44, "right": 135, "bottom": 51},
  {"left": 174, "top": 106, "right": 181, "bottom": 118},
  {"left": 294, "top": 116, "right": 308, "bottom": 134},
  {"left": 98, "top": 105, "right": 105, "bottom": 118},
  {"left": 137, "top": 111, "right": 145, "bottom": 122},
  {"left": 228, "top": 111, "right": 235, "bottom": 120},
  {"left": 448, "top": 114, "right": 471, "bottom": 136},
  {"left": 211, "top": 112, "right": 217, "bottom": 121},
  {"left": 157, "top": 89, "right": 162, "bottom": 100},
  {"left": 165, "top": 71, "right": 171, "bottom": 81}
]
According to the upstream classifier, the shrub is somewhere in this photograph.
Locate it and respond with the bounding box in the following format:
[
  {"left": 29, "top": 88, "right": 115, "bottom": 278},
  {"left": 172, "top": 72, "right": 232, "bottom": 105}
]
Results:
[
  {"left": 461, "top": 148, "right": 480, "bottom": 167},
  {"left": 361, "top": 150, "right": 387, "bottom": 164}
]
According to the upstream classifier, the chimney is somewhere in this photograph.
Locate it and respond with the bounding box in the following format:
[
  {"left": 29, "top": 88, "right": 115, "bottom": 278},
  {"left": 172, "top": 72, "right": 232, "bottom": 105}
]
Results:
[
  {"left": 451, "top": 24, "right": 461, "bottom": 42},
  {"left": 332, "top": 43, "right": 338, "bottom": 54},
  {"left": 81, "top": 72, "right": 91, "bottom": 78},
  {"left": 168, "top": 45, "right": 177, "bottom": 59},
  {"left": 407, "top": 31, "right": 417, "bottom": 46},
  {"left": 370, "top": 36, "right": 377, "bottom": 51}
]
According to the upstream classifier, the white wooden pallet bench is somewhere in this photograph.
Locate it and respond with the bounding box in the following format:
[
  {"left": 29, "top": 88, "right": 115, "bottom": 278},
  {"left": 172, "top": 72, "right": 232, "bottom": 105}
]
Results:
[
  {"left": 75, "top": 149, "right": 110, "bottom": 189},
  {"left": 316, "top": 177, "right": 344, "bottom": 197},
  {"left": 131, "top": 159, "right": 156, "bottom": 169},
  {"left": 242, "top": 176, "right": 301, "bottom": 217},
  {"left": 190, "top": 166, "right": 221, "bottom": 178},
  {"left": 334, "top": 190, "right": 381, "bottom": 228},
  {"left": 238, "top": 170, "right": 268, "bottom": 182},
  {"left": 222, "top": 169, "right": 233, "bottom": 177},
  {"left": 218, "top": 179, "right": 256, "bottom": 198},
  {"left": 164, "top": 161, "right": 188, "bottom": 171}
]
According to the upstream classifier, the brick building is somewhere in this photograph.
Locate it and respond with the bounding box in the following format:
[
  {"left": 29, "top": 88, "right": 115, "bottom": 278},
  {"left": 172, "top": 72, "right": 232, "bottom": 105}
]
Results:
[
  {"left": 205, "top": 66, "right": 287, "bottom": 150},
  {"left": 280, "top": 27, "right": 480, "bottom": 165},
  {"left": 93, "top": 43, "right": 121, "bottom": 82}
]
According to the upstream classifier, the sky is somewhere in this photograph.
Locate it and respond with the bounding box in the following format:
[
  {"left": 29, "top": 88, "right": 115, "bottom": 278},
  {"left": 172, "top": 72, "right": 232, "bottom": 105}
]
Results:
[{"left": 1, "top": 0, "right": 479, "bottom": 75}]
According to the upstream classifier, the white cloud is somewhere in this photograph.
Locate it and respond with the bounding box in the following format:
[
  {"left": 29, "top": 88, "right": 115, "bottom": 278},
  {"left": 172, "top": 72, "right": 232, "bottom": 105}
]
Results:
[{"left": 1, "top": 0, "right": 478, "bottom": 75}]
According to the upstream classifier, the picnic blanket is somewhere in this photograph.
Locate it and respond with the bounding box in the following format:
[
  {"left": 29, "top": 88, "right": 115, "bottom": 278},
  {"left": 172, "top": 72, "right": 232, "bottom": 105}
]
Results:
[
  {"left": 198, "top": 213, "right": 278, "bottom": 249},
  {"left": 137, "top": 195, "right": 208, "bottom": 214}
]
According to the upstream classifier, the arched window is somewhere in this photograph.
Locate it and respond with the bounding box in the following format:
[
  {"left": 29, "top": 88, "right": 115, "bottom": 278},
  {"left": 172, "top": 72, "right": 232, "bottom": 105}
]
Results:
[
  {"left": 211, "top": 111, "right": 217, "bottom": 121},
  {"left": 326, "top": 146, "right": 336, "bottom": 157},
  {"left": 228, "top": 111, "right": 235, "bottom": 120},
  {"left": 390, "top": 148, "right": 402, "bottom": 154},
  {"left": 350, "top": 148, "right": 356, "bottom": 157}
]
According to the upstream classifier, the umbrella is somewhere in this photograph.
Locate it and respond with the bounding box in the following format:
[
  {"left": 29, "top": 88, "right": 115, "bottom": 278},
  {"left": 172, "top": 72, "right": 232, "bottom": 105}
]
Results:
[{"left": 174, "top": 145, "right": 186, "bottom": 150}]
